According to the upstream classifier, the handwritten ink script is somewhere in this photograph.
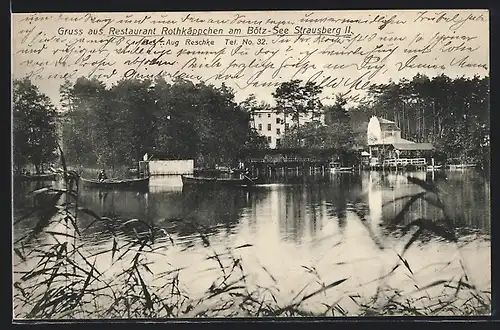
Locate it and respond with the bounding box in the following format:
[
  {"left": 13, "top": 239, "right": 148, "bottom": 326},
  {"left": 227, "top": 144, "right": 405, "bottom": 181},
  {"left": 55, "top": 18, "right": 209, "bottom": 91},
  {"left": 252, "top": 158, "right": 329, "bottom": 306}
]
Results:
[{"left": 12, "top": 10, "right": 489, "bottom": 103}]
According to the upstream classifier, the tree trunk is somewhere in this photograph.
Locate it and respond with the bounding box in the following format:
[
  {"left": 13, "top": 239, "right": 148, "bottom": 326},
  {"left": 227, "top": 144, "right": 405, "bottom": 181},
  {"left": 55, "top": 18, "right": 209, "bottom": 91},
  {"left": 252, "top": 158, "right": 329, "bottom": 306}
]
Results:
[
  {"left": 422, "top": 105, "right": 425, "bottom": 141},
  {"left": 283, "top": 108, "right": 287, "bottom": 133},
  {"left": 405, "top": 103, "right": 410, "bottom": 136}
]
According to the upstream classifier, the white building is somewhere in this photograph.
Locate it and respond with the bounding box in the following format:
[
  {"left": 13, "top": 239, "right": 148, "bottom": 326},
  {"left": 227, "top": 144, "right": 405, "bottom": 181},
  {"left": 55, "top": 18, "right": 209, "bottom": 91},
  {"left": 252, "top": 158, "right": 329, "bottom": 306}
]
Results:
[
  {"left": 367, "top": 116, "right": 434, "bottom": 166},
  {"left": 251, "top": 109, "right": 324, "bottom": 148}
]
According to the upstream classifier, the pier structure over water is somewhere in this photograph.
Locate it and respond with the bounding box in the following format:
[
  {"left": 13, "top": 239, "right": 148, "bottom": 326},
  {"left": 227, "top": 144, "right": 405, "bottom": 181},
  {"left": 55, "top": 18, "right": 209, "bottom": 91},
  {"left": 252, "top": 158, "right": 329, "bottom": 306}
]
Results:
[
  {"left": 239, "top": 147, "right": 357, "bottom": 177},
  {"left": 367, "top": 116, "right": 435, "bottom": 171},
  {"left": 248, "top": 156, "right": 331, "bottom": 177}
]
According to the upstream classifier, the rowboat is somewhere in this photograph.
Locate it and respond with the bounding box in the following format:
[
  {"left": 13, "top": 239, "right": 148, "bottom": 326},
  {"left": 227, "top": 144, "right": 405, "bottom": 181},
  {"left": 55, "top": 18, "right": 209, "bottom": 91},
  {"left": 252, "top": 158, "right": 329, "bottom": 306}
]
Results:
[
  {"left": 329, "top": 162, "right": 353, "bottom": 173},
  {"left": 14, "top": 173, "right": 57, "bottom": 181},
  {"left": 447, "top": 164, "right": 477, "bottom": 170},
  {"left": 330, "top": 167, "right": 353, "bottom": 173},
  {"left": 80, "top": 177, "right": 150, "bottom": 190},
  {"left": 181, "top": 175, "right": 258, "bottom": 187}
]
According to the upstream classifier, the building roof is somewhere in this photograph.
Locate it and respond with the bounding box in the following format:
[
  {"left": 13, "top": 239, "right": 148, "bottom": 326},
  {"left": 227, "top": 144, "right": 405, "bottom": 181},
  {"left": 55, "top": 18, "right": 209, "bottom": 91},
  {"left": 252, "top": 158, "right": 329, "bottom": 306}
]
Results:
[
  {"left": 252, "top": 109, "right": 321, "bottom": 115},
  {"left": 375, "top": 117, "right": 401, "bottom": 131},
  {"left": 252, "top": 109, "right": 277, "bottom": 113},
  {"left": 378, "top": 118, "right": 395, "bottom": 124},
  {"left": 392, "top": 143, "right": 434, "bottom": 151},
  {"left": 374, "top": 136, "right": 415, "bottom": 145},
  {"left": 380, "top": 123, "right": 400, "bottom": 131}
]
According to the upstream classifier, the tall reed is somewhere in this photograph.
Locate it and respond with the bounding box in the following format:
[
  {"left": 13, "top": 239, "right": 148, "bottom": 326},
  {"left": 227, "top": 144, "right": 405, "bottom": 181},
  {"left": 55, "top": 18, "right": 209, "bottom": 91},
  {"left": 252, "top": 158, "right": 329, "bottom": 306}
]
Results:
[{"left": 13, "top": 150, "right": 491, "bottom": 318}]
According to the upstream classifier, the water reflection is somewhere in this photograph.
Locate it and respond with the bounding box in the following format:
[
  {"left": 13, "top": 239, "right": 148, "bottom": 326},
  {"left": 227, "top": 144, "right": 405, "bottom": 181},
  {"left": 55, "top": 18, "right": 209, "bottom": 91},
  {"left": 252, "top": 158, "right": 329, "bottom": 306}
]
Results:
[
  {"left": 14, "top": 170, "right": 490, "bottom": 246},
  {"left": 365, "top": 171, "right": 491, "bottom": 233},
  {"left": 13, "top": 170, "right": 491, "bottom": 314}
]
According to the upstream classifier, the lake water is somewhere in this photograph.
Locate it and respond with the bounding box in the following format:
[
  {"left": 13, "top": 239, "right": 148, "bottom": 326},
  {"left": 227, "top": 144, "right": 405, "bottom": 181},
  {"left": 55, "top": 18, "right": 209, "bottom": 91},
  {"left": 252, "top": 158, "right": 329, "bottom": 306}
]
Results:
[{"left": 13, "top": 169, "right": 491, "bottom": 317}]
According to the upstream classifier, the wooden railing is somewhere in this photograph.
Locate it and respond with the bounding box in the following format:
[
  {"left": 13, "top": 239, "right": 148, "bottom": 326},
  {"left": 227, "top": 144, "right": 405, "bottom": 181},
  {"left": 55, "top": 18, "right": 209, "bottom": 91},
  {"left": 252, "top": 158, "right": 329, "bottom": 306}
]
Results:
[
  {"left": 249, "top": 157, "right": 328, "bottom": 163},
  {"left": 382, "top": 158, "right": 427, "bottom": 166}
]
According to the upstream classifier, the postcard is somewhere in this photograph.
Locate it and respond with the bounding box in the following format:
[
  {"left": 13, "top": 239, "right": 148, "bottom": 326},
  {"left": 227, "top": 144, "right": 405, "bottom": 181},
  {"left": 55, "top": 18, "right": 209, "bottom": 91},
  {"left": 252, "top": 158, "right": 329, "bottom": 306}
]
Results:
[{"left": 12, "top": 10, "right": 490, "bottom": 319}]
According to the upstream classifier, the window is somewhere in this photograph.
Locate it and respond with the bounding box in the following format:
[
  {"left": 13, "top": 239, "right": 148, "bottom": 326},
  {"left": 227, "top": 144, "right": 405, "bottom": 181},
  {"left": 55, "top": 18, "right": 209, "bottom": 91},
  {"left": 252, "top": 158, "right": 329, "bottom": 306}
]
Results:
[
  {"left": 276, "top": 118, "right": 280, "bottom": 124},
  {"left": 276, "top": 138, "right": 281, "bottom": 147},
  {"left": 267, "top": 136, "right": 272, "bottom": 143},
  {"left": 267, "top": 124, "right": 272, "bottom": 131},
  {"left": 258, "top": 114, "right": 261, "bottom": 118},
  {"left": 268, "top": 113, "right": 271, "bottom": 118},
  {"left": 276, "top": 128, "right": 281, "bottom": 135},
  {"left": 258, "top": 124, "right": 262, "bottom": 131}
]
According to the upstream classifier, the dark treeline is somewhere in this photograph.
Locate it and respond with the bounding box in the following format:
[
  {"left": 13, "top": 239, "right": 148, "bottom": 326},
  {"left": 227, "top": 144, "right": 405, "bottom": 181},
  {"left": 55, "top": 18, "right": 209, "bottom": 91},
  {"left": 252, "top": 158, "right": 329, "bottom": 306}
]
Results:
[
  {"left": 12, "top": 73, "right": 489, "bottom": 173},
  {"left": 361, "top": 74, "right": 490, "bottom": 165},
  {"left": 13, "top": 79, "right": 59, "bottom": 174},
  {"left": 277, "top": 74, "right": 489, "bottom": 169},
  {"left": 281, "top": 94, "right": 357, "bottom": 150},
  {"left": 60, "top": 77, "right": 267, "bottom": 169}
]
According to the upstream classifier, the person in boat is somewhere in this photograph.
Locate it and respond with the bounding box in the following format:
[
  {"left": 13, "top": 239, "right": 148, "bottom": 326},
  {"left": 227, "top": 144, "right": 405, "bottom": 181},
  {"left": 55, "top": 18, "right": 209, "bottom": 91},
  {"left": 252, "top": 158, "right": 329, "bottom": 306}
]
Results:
[
  {"left": 97, "top": 169, "right": 108, "bottom": 182},
  {"left": 239, "top": 168, "right": 251, "bottom": 180}
]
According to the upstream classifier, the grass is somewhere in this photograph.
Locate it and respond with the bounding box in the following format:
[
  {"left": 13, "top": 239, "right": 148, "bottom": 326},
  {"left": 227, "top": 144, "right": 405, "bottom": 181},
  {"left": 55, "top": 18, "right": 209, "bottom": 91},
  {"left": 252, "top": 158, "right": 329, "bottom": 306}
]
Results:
[{"left": 12, "top": 149, "right": 491, "bottom": 318}]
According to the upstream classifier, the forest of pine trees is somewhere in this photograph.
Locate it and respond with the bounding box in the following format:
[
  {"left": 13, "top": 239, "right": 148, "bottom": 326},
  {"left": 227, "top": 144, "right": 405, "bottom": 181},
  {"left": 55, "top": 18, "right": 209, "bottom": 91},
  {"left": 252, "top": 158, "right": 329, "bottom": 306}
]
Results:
[{"left": 13, "top": 73, "right": 489, "bottom": 172}]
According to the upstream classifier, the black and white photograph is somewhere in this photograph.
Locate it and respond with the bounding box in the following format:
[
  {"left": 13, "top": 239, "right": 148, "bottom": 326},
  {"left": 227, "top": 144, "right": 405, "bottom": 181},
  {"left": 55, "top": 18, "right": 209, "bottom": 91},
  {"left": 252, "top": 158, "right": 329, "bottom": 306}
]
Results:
[{"left": 12, "top": 9, "right": 490, "bottom": 318}]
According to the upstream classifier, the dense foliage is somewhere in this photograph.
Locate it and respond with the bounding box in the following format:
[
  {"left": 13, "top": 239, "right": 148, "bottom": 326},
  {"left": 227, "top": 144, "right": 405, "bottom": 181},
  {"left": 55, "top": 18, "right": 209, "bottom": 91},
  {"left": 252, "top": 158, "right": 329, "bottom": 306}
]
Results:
[
  {"left": 361, "top": 74, "right": 490, "bottom": 166},
  {"left": 60, "top": 77, "right": 267, "bottom": 169},
  {"left": 13, "top": 73, "right": 489, "bottom": 171},
  {"left": 280, "top": 93, "right": 359, "bottom": 152},
  {"left": 13, "top": 78, "right": 59, "bottom": 174},
  {"left": 272, "top": 79, "right": 323, "bottom": 130},
  {"left": 280, "top": 75, "right": 489, "bottom": 167}
]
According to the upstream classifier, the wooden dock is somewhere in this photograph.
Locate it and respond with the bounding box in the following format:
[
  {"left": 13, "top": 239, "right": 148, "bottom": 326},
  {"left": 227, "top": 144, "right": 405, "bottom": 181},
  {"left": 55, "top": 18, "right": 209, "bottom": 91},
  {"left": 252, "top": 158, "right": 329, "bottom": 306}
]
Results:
[
  {"left": 247, "top": 157, "right": 331, "bottom": 177},
  {"left": 369, "top": 157, "right": 428, "bottom": 171}
]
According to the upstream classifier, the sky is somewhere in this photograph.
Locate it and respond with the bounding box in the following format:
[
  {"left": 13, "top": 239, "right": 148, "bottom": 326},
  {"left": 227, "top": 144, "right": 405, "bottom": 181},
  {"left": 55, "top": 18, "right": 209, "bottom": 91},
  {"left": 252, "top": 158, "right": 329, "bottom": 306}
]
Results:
[{"left": 12, "top": 9, "right": 490, "bottom": 108}]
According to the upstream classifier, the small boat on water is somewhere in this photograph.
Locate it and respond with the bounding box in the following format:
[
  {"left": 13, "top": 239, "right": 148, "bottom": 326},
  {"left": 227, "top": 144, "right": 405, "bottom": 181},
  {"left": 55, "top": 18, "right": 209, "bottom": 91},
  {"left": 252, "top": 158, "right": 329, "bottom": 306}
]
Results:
[
  {"left": 447, "top": 164, "right": 477, "bottom": 170},
  {"left": 181, "top": 175, "right": 258, "bottom": 187},
  {"left": 332, "top": 167, "right": 354, "bottom": 173},
  {"left": 80, "top": 177, "right": 150, "bottom": 190},
  {"left": 14, "top": 173, "right": 57, "bottom": 181},
  {"left": 446, "top": 158, "right": 477, "bottom": 170},
  {"left": 426, "top": 165, "right": 443, "bottom": 171},
  {"left": 329, "top": 162, "right": 353, "bottom": 173}
]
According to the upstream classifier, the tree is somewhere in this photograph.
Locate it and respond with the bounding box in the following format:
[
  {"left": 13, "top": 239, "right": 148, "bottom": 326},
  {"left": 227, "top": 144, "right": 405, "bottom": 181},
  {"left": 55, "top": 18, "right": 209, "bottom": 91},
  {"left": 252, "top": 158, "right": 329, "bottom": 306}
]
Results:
[
  {"left": 59, "top": 77, "right": 263, "bottom": 169},
  {"left": 13, "top": 78, "right": 59, "bottom": 174},
  {"left": 61, "top": 77, "right": 107, "bottom": 166},
  {"left": 365, "top": 74, "right": 489, "bottom": 164},
  {"left": 59, "top": 80, "right": 74, "bottom": 112},
  {"left": 109, "top": 78, "right": 156, "bottom": 166},
  {"left": 272, "top": 80, "right": 323, "bottom": 134},
  {"left": 282, "top": 93, "right": 355, "bottom": 151},
  {"left": 348, "top": 102, "right": 373, "bottom": 148},
  {"left": 324, "top": 94, "right": 350, "bottom": 125},
  {"left": 281, "top": 120, "right": 356, "bottom": 156}
]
